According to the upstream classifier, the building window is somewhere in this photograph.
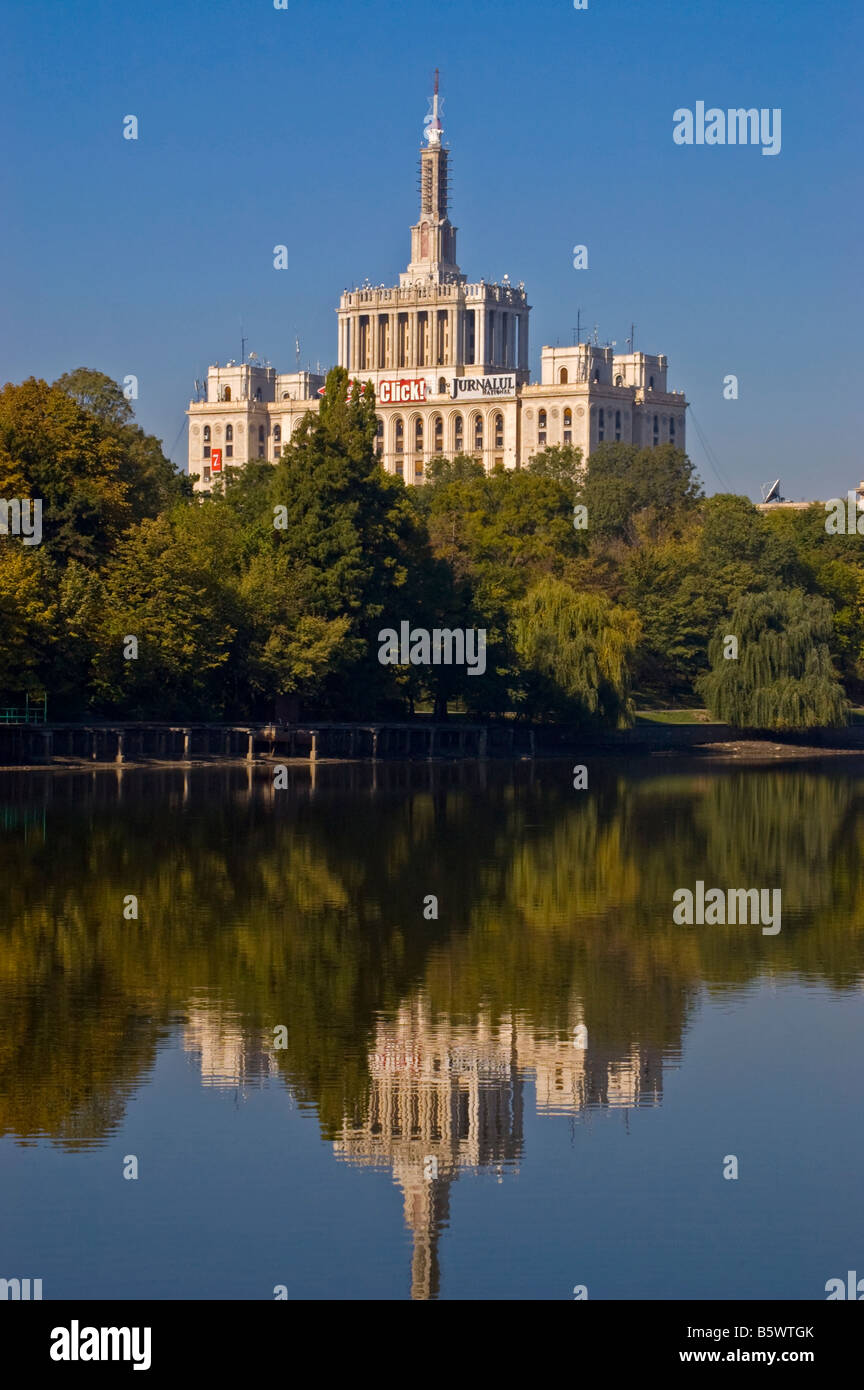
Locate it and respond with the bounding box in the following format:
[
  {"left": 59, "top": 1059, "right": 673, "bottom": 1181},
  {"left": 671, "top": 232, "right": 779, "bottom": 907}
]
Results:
[
  {"left": 203, "top": 466, "right": 211, "bottom": 481},
  {"left": 649, "top": 375, "right": 655, "bottom": 390},
  {"left": 559, "top": 367, "right": 568, "bottom": 384},
  {"left": 225, "top": 424, "right": 233, "bottom": 442},
  {"left": 615, "top": 409, "right": 621, "bottom": 441},
  {"left": 494, "top": 412, "right": 504, "bottom": 449},
  {"left": 538, "top": 408, "right": 547, "bottom": 445},
  {"left": 258, "top": 447, "right": 264, "bottom": 458},
  {"left": 258, "top": 425, "right": 265, "bottom": 442},
  {"left": 273, "top": 425, "right": 281, "bottom": 443},
  {"left": 670, "top": 416, "right": 676, "bottom": 441},
  {"left": 598, "top": 408, "right": 605, "bottom": 442},
  {"left": 615, "top": 374, "right": 624, "bottom": 386},
  {"left": 282, "top": 391, "right": 290, "bottom": 400},
  {"left": 653, "top": 413, "right": 659, "bottom": 443},
  {"left": 415, "top": 460, "right": 424, "bottom": 477},
  {"left": 436, "top": 309, "right": 448, "bottom": 365},
  {"left": 415, "top": 417, "right": 424, "bottom": 452},
  {"left": 454, "top": 414, "right": 463, "bottom": 452},
  {"left": 395, "top": 460, "right": 404, "bottom": 476},
  {"left": 563, "top": 407, "right": 572, "bottom": 445},
  {"left": 203, "top": 446, "right": 211, "bottom": 459},
  {"left": 418, "top": 313, "right": 428, "bottom": 366},
  {"left": 433, "top": 414, "right": 443, "bottom": 452},
  {"left": 593, "top": 369, "right": 599, "bottom": 383},
  {"left": 203, "top": 426, "right": 211, "bottom": 443},
  {"left": 375, "top": 417, "right": 384, "bottom": 455},
  {"left": 222, "top": 387, "right": 231, "bottom": 402},
  {"left": 397, "top": 313, "right": 408, "bottom": 368},
  {"left": 395, "top": 417, "right": 404, "bottom": 453},
  {"left": 438, "top": 377, "right": 447, "bottom": 395},
  {"left": 473, "top": 414, "right": 483, "bottom": 451},
  {"left": 226, "top": 445, "right": 233, "bottom": 459}
]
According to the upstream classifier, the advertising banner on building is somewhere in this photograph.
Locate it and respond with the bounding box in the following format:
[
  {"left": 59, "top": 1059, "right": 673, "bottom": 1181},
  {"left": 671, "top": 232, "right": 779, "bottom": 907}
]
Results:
[
  {"left": 451, "top": 374, "right": 516, "bottom": 400},
  {"left": 210, "top": 448, "right": 222, "bottom": 473},
  {"left": 317, "top": 379, "right": 369, "bottom": 401},
  {"left": 378, "top": 378, "right": 428, "bottom": 404}
]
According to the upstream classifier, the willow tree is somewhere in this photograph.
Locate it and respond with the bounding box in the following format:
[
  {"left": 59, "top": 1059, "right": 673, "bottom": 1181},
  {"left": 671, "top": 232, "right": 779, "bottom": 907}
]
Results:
[
  {"left": 513, "top": 577, "right": 640, "bottom": 726},
  {"left": 698, "top": 589, "right": 847, "bottom": 729}
]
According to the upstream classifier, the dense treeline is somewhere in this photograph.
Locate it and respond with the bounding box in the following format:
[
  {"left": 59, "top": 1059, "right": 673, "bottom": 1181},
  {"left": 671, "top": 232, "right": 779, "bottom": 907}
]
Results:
[{"left": 0, "top": 366, "right": 859, "bottom": 726}]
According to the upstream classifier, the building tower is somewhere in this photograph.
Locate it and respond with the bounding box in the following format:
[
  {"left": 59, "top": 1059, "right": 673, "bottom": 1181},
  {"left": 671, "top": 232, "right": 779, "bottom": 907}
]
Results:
[
  {"left": 336, "top": 73, "right": 530, "bottom": 384},
  {"left": 402, "top": 69, "right": 460, "bottom": 284}
]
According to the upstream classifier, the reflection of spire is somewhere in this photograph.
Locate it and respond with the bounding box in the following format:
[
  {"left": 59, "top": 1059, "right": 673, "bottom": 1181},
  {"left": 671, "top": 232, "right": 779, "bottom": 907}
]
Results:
[
  {"left": 334, "top": 998, "right": 524, "bottom": 1299},
  {"left": 402, "top": 1171, "right": 450, "bottom": 1302}
]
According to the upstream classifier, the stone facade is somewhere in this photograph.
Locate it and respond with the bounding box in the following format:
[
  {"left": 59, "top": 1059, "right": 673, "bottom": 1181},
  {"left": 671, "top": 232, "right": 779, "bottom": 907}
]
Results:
[{"left": 187, "top": 76, "right": 686, "bottom": 492}]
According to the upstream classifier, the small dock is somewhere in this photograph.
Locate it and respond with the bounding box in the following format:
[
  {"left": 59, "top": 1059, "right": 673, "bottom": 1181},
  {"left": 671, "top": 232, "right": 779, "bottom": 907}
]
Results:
[{"left": 0, "top": 721, "right": 539, "bottom": 767}]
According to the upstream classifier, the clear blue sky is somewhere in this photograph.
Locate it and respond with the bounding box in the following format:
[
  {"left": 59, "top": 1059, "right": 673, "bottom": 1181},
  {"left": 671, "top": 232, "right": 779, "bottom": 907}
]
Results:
[{"left": 2, "top": 0, "right": 860, "bottom": 499}]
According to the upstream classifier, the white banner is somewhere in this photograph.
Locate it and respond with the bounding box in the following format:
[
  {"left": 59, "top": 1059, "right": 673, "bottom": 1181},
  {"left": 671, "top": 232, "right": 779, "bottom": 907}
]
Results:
[{"left": 451, "top": 374, "right": 516, "bottom": 400}]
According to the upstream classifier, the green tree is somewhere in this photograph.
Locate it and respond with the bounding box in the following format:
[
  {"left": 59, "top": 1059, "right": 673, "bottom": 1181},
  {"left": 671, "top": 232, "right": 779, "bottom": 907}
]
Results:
[
  {"left": 526, "top": 443, "right": 583, "bottom": 484},
  {"left": 54, "top": 367, "right": 134, "bottom": 427},
  {"left": 698, "top": 589, "right": 848, "bottom": 729},
  {"left": 513, "top": 577, "right": 640, "bottom": 725},
  {"left": 262, "top": 368, "right": 449, "bottom": 716},
  {"left": 0, "top": 546, "right": 56, "bottom": 702},
  {"left": 55, "top": 367, "right": 190, "bottom": 519},
  {"left": 576, "top": 442, "right": 702, "bottom": 542},
  {"left": 90, "top": 511, "right": 237, "bottom": 718}
]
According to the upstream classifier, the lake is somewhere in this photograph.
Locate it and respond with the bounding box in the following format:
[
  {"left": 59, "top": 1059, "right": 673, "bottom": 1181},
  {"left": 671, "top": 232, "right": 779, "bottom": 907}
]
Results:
[{"left": 1, "top": 759, "right": 862, "bottom": 1300}]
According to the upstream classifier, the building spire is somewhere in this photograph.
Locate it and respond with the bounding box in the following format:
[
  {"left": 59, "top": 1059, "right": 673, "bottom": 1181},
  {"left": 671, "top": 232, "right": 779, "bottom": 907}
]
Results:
[
  {"left": 401, "top": 71, "right": 461, "bottom": 285},
  {"left": 424, "top": 68, "right": 443, "bottom": 147}
]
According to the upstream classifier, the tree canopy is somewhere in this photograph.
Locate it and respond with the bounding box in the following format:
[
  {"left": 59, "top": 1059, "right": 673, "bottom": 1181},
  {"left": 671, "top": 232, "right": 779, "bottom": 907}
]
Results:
[
  {"left": 0, "top": 365, "right": 859, "bottom": 729},
  {"left": 698, "top": 589, "right": 848, "bottom": 729}
]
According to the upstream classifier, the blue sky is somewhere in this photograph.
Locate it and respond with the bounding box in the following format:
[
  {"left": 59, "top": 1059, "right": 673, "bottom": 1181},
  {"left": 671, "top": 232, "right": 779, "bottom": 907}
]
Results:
[{"left": 1, "top": 0, "right": 860, "bottom": 499}]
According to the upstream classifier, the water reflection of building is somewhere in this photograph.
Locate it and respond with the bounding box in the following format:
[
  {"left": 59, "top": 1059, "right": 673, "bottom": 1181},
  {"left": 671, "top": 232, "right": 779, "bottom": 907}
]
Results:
[
  {"left": 333, "top": 997, "right": 664, "bottom": 1299},
  {"left": 183, "top": 1007, "right": 278, "bottom": 1091},
  {"left": 180, "top": 999, "right": 665, "bottom": 1297}
]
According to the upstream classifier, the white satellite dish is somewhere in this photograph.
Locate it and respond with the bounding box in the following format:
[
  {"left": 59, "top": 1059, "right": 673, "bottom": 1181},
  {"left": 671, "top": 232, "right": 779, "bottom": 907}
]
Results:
[{"left": 760, "top": 479, "right": 781, "bottom": 503}]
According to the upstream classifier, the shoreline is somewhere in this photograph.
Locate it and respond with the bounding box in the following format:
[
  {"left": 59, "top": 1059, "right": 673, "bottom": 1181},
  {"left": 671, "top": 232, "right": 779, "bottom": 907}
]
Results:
[{"left": 3, "top": 738, "right": 864, "bottom": 772}]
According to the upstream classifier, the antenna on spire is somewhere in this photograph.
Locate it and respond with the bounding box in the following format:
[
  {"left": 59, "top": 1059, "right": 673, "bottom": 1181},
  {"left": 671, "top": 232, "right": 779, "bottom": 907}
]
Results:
[{"left": 424, "top": 68, "right": 443, "bottom": 145}]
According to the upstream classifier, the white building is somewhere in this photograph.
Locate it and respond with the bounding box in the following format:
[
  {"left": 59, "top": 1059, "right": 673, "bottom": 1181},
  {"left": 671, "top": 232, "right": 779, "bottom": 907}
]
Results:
[{"left": 187, "top": 75, "right": 686, "bottom": 492}]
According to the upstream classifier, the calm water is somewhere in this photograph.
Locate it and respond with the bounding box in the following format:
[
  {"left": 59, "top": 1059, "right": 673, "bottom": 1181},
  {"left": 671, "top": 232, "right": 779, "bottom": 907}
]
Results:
[{"left": 1, "top": 759, "right": 862, "bottom": 1301}]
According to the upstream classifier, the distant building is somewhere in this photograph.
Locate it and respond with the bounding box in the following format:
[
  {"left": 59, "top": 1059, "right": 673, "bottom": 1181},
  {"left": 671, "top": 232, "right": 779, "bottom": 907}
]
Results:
[
  {"left": 755, "top": 481, "right": 864, "bottom": 513},
  {"left": 187, "top": 75, "right": 686, "bottom": 493}
]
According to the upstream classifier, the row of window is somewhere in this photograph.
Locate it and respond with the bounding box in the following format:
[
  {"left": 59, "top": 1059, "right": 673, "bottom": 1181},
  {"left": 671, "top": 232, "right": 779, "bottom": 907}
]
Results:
[
  {"left": 596, "top": 408, "right": 623, "bottom": 444},
  {"left": 203, "top": 422, "right": 284, "bottom": 460},
  {"left": 537, "top": 407, "right": 575, "bottom": 446},
  {"left": 203, "top": 424, "right": 283, "bottom": 443},
  {"left": 554, "top": 368, "right": 659, "bottom": 388},
  {"left": 215, "top": 386, "right": 267, "bottom": 402},
  {"left": 381, "top": 411, "right": 506, "bottom": 455},
  {"left": 201, "top": 407, "right": 676, "bottom": 462}
]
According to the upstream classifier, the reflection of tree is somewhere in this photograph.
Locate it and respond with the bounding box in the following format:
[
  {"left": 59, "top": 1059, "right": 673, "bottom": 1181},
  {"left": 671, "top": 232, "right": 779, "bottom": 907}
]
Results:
[{"left": 1, "top": 763, "right": 863, "bottom": 1157}]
